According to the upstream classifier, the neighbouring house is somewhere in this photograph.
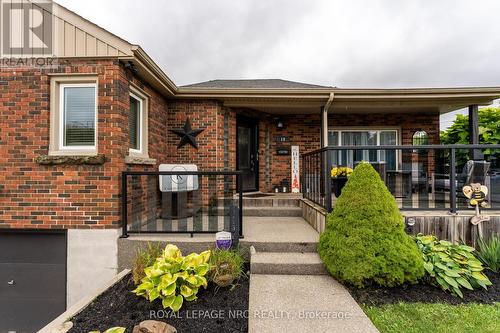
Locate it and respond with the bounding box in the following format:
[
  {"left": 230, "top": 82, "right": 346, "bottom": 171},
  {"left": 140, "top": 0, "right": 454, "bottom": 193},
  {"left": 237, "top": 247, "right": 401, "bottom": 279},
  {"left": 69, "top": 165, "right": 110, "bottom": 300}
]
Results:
[{"left": 0, "top": 2, "right": 499, "bottom": 332}]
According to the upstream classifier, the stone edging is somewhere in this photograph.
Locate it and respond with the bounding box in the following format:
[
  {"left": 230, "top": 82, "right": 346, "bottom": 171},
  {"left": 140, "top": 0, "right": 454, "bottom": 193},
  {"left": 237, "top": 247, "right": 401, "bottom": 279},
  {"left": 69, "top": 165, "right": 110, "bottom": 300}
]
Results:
[
  {"left": 38, "top": 269, "right": 131, "bottom": 333},
  {"left": 300, "top": 198, "right": 327, "bottom": 233},
  {"left": 35, "top": 154, "right": 106, "bottom": 165}
]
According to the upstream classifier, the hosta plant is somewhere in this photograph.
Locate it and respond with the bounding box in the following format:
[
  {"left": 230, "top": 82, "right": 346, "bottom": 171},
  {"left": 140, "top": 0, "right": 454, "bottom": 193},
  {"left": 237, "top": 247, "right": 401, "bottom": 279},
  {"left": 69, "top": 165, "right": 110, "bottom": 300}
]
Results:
[
  {"left": 415, "top": 234, "right": 492, "bottom": 297},
  {"left": 89, "top": 327, "right": 125, "bottom": 333},
  {"left": 133, "top": 244, "right": 211, "bottom": 311}
]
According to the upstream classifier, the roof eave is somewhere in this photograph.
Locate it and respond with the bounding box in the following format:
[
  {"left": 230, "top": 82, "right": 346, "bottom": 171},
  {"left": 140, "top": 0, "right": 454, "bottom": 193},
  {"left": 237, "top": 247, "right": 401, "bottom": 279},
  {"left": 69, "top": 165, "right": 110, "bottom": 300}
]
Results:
[
  {"left": 121, "top": 46, "right": 178, "bottom": 96},
  {"left": 175, "top": 86, "right": 500, "bottom": 102}
]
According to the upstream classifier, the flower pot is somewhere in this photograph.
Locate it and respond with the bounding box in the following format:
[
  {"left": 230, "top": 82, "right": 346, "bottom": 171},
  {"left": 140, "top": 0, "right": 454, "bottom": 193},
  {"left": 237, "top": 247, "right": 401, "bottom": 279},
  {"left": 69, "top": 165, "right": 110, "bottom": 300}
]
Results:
[
  {"left": 331, "top": 177, "right": 348, "bottom": 197},
  {"left": 213, "top": 274, "right": 235, "bottom": 287}
]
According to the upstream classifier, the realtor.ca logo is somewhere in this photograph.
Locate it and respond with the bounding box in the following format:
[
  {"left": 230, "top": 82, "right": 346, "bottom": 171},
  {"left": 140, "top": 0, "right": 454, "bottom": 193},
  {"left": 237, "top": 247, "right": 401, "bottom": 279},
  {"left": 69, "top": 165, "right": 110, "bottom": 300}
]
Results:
[{"left": 0, "top": 0, "right": 57, "bottom": 67}]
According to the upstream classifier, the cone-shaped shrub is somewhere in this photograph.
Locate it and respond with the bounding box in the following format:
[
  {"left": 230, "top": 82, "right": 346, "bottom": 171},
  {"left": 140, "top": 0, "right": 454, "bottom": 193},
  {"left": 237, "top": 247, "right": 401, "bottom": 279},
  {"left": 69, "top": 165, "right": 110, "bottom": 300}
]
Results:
[{"left": 318, "top": 162, "right": 424, "bottom": 287}]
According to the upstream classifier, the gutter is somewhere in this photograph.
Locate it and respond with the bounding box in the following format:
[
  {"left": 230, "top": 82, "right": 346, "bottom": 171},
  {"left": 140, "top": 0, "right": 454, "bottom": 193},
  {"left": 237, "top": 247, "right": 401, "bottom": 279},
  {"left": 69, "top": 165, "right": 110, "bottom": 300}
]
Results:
[
  {"left": 120, "top": 46, "right": 179, "bottom": 96},
  {"left": 323, "top": 92, "right": 334, "bottom": 112},
  {"left": 120, "top": 48, "right": 500, "bottom": 103},
  {"left": 322, "top": 93, "right": 334, "bottom": 147}
]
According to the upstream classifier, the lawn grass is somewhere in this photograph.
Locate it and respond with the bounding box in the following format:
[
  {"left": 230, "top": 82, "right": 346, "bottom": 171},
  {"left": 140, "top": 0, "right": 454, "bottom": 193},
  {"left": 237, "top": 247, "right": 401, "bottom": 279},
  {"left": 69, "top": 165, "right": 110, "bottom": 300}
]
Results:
[{"left": 363, "top": 302, "right": 500, "bottom": 333}]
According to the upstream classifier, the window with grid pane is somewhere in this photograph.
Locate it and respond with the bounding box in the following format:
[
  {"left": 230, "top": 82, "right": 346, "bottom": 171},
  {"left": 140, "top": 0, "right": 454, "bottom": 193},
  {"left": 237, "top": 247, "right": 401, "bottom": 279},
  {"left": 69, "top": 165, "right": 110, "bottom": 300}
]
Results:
[
  {"left": 129, "top": 95, "right": 142, "bottom": 151},
  {"left": 62, "top": 85, "right": 96, "bottom": 147},
  {"left": 327, "top": 129, "right": 399, "bottom": 169}
]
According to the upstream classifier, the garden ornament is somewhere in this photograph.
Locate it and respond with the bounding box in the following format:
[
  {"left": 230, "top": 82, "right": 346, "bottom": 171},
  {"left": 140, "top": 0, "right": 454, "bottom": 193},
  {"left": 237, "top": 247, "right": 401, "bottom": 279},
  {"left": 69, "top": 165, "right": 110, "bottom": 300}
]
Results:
[
  {"left": 462, "top": 183, "right": 490, "bottom": 226},
  {"left": 171, "top": 117, "right": 204, "bottom": 149}
]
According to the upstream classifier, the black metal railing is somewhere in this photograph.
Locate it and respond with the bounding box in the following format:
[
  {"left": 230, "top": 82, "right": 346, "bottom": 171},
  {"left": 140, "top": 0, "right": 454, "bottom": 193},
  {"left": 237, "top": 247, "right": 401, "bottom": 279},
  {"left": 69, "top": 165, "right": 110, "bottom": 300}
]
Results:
[
  {"left": 302, "top": 144, "right": 500, "bottom": 213},
  {"left": 121, "top": 171, "right": 243, "bottom": 238}
]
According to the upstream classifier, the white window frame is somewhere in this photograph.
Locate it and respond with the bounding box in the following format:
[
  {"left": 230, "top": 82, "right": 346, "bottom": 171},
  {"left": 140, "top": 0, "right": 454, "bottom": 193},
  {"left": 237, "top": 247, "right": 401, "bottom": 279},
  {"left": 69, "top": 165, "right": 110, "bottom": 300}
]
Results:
[
  {"left": 129, "top": 92, "right": 144, "bottom": 155},
  {"left": 58, "top": 82, "right": 98, "bottom": 151},
  {"left": 328, "top": 127, "right": 401, "bottom": 169}
]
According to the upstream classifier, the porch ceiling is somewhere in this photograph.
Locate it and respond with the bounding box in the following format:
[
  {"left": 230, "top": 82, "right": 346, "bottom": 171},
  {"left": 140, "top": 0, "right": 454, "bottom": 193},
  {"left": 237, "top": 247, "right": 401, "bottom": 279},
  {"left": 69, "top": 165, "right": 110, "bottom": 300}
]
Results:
[{"left": 175, "top": 86, "right": 500, "bottom": 115}]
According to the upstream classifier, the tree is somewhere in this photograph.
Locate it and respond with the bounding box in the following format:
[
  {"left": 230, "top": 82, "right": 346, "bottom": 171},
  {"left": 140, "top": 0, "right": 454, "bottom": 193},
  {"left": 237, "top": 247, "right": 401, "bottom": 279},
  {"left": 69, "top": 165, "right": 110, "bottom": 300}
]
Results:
[
  {"left": 318, "top": 163, "right": 424, "bottom": 287},
  {"left": 440, "top": 107, "right": 500, "bottom": 145}
]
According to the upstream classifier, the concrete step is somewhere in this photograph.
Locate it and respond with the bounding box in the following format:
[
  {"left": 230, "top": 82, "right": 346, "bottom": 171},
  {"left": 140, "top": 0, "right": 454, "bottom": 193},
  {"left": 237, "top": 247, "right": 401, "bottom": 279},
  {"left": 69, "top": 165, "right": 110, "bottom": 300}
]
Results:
[
  {"left": 242, "top": 240, "right": 318, "bottom": 254},
  {"left": 250, "top": 250, "right": 328, "bottom": 275},
  {"left": 218, "top": 198, "right": 300, "bottom": 208},
  {"left": 242, "top": 206, "right": 302, "bottom": 217},
  {"left": 243, "top": 198, "right": 300, "bottom": 207}
]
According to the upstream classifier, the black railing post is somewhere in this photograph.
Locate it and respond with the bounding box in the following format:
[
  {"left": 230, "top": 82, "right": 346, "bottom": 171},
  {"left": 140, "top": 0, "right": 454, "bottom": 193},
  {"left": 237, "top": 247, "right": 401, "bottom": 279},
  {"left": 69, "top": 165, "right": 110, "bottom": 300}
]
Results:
[
  {"left": 468, "top": 105, "right": 483, "bottom": 160},
  {"left": 449, "top": 148, "right": 457, "bottom": 214},
  {"left": 120, "top": 172, "right": 129, "bottom": 238},
  {"left": 238, "top": 173, "right": 243, "bottom": 238},
  {"left": 325, "top": 149, "right": 333, "bottom": 212}
]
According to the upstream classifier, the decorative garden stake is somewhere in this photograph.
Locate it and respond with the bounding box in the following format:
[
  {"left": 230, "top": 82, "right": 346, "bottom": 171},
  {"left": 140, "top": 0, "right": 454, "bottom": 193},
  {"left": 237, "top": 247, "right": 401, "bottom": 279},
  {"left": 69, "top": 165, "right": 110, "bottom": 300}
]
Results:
[
  {"left": 215, "top": 231, "right": 232, "bottom": 250},
  {"left": 171, "top": 118, "right": 204, "bottom": 149},
  {"left": 463, "top": 183, "right": 490, "bottom": 243}
]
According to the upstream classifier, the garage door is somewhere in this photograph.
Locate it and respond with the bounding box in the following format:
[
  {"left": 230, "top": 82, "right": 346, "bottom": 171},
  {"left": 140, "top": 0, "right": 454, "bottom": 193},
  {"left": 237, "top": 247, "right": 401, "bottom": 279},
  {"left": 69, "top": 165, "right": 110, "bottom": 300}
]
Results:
[{"left": 0, "top": 231, "right": 66, "bottom": 333}]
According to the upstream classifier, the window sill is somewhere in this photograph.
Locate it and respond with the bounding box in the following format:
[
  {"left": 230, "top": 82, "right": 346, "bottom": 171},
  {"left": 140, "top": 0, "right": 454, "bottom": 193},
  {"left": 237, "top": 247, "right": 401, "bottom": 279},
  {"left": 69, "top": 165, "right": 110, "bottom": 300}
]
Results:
[
  {"left": 125, "top": 155, "right": 156, "bottom": 165},
  {"left": 35, "top": 154, "right": 106, "bottom": 165}
]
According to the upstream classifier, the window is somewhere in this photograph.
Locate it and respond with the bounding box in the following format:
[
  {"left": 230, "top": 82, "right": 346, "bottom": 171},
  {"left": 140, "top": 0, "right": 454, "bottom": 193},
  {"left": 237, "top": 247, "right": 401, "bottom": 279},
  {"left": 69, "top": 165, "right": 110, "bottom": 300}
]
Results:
[
  {"left": 412, "top": 130, "right": 429, "bottom": 145},
  {"left": 129, "top": 93, "right": 142, "bottom": 152},
  {"left": 328, "top": 129, "right": 399, "bottom": 170},
  {"left": 49, "top": 76, "right": 98, "bottom": 155},
  {"left": 127, "top": 87, "right": 149, "bottom": 157},
  {"left": 60, "top": 84, "right": 97, "bottom": 149}
]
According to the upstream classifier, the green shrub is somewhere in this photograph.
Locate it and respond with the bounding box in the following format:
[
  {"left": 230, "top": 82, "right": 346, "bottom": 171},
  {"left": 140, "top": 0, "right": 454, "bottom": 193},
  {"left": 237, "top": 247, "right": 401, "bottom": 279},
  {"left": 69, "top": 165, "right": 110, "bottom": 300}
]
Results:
[
  {"left": 476, "top": 235, "right": 500, "bottom": 273},
  {"left": 132, "top": 242, "right": 164, "bottom": 285},
  {"left": 208, "top": 248, "right": 245, "bottom": 288},
  {"left": 318, "top": 162, "right": 424, "bottom": 287},
  {"left": 415, "top": 234, "right": 492, "bottom": 297},
  {"left": 133, "top": 244, "right": 211, "bottom": 311}
]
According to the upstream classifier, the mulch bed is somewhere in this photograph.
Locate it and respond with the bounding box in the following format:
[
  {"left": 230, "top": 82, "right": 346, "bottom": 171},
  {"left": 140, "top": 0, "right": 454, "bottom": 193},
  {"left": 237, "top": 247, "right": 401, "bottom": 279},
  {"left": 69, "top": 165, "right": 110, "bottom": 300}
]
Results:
[
  {"left": 68, "top": 269, "right": 249, "bottom": 333},
  {"left": 347, "top": 271, "right": 500, "bottom": 306}
]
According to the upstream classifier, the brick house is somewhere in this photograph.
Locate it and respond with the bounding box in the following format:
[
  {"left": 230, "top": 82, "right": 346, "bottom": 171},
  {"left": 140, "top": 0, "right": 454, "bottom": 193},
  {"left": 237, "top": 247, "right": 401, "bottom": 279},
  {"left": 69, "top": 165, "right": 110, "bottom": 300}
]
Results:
[{"left": 1, "top": 2, "right": 499, "bottom": 331}]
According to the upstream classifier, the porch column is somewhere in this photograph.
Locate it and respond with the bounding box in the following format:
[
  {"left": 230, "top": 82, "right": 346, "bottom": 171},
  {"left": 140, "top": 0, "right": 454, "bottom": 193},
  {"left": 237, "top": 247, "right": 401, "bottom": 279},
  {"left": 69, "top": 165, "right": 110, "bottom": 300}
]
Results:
[
  {"left": 468, "top": 104, "right": 482, "bottom": 160},
  {"left": 321, "top": 93, "right": 334, "bottom": 212}
]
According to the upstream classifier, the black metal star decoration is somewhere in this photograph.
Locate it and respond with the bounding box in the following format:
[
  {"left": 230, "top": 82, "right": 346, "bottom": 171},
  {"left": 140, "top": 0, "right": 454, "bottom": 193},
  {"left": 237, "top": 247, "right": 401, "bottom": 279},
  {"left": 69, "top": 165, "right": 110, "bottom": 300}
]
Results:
[{"left": 171, "top": 118, "right": 204, "bottom": 149}]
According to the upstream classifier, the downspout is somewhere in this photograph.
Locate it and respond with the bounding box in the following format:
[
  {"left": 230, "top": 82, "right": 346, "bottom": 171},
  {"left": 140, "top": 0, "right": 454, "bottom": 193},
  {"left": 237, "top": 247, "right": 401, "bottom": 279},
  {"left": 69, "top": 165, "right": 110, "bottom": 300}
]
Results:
[{"left": 321, "top": 92, "right": 334, "bottom": 147}]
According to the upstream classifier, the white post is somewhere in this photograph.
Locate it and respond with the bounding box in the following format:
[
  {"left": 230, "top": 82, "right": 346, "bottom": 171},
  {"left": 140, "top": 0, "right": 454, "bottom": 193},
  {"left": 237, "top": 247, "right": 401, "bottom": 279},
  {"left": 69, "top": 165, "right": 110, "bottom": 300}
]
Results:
[
  {"left": 322, "top": 106, "right": 328, "bottom": 147},
  {"left": 322, "top": 92, "right": 334, "bottom": 147}
]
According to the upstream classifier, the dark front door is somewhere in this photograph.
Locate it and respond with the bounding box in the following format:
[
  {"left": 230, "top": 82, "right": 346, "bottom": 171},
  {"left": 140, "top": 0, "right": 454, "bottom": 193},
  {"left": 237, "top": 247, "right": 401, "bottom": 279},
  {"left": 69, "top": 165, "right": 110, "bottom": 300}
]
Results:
[
  {"left": 0, "top": 231, "right": 67, "bottom": 333},
  {"left": 237, "top": 117, "right": 259, "bottom": 191}
]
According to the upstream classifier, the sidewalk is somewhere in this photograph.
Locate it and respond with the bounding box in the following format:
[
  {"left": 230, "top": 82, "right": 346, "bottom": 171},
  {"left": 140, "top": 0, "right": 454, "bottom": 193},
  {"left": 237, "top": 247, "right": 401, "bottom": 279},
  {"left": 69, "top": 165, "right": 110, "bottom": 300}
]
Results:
[{"left": 249, "top": 274, "right": 379, "bottom": 333}]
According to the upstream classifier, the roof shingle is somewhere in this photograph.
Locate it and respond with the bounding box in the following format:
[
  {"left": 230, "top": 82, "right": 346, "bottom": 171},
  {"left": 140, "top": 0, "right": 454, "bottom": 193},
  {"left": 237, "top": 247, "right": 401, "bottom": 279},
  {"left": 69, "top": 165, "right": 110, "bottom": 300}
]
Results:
[{"left": 181, "top": 79, "right": 331, "bottom": 89}]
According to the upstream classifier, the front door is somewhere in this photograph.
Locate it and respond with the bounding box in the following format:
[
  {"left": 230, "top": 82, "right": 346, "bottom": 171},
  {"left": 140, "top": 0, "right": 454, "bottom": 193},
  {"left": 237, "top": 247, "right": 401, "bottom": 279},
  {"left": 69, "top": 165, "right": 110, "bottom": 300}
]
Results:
[{"left": 237, "top": 117, "right": 259, "bottom": 191}]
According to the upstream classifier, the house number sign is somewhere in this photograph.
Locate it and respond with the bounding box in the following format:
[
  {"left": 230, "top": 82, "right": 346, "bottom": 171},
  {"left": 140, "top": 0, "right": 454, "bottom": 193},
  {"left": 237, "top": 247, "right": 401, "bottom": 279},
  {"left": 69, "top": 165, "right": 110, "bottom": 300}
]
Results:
[{"left": 275, "top": 136, "right": 290, "bottom": 142}]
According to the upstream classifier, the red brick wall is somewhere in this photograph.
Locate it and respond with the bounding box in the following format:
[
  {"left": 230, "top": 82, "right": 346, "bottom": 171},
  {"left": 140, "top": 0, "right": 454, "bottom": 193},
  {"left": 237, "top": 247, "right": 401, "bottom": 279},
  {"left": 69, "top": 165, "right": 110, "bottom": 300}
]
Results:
[
  {"left": 259, "top": 114, "right": 321, "bottom": 192},
  {"left": 0, "top": 59, "right": 170, "bottom": 229},
  {"left": 0, "top": 58, "right": 441, "bottom": 229},
  {"left": 167, "top": 100, "right": 223, "bottom": 170}
]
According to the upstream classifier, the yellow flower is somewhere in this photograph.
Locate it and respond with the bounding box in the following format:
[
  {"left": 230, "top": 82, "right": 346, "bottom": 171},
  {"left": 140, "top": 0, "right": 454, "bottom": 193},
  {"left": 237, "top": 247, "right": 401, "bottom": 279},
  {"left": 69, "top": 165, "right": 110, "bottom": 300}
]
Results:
[{"left": 331, "top": 167, "right": 353, "bottom": 178}]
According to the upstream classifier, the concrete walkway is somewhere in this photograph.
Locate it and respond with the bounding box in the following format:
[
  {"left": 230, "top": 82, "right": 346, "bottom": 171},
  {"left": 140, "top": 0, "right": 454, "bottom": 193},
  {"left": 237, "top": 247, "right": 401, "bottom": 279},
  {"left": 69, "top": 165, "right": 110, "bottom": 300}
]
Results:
[
  {"left": 243, "top": 216, "right": 319, "bottom": 243},
  {"left": 249, "top": 274, "right": 379, "bottom": 333}
]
